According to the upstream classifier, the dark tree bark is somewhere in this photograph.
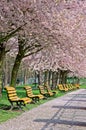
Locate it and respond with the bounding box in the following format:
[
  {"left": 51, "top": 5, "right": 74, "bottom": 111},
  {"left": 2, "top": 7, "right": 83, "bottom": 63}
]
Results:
[
  {"left": 34, "top": 71, "right": 37, "bottom": 87},
  {"left": 23, "top": 68, "right": 27, "bottom": 85},
  {"left": 48, "top": 70, "right": 52, "bottom": 86},
  {"left": 44, "top": 70, "right": 48, "bottom": 86},
  {"left": 51, "top": 71, "right": 58, "bottom": 90},
  {"left": 0, "top": 44, "right": 5, "bottom": 96},
  {"left": 0, "top": 26, "right": 23, "bottom": 94},
  {"left": 59, "top": 70, "right": 68, "bottom": 84},
  {"left": 37, "top": 71, "right": 40, "bottom": 85},
  {"left": 10, "top": 53, "right": 23, "bottom": 87},
  {"left": 10, "top": 34, "right": 44, "bottom": 87}
]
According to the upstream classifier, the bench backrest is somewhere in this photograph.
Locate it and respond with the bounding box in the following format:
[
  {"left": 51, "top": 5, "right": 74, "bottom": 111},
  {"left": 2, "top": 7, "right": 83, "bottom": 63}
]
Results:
[
  {"left": 38, "top": 86, "right": 45, "bottom": 94},
  {"left": 45, "top": 85, "right": 51, "bottom": 92},
  {"left": 5, "top": 86, "right": 19, "bottom": 101},
  {"left": 24, "top": 86, "right": 33, "bottom": 97}
]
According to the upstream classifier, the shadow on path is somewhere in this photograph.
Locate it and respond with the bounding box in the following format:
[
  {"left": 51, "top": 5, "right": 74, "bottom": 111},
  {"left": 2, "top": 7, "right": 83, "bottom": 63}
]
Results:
[
  {"left": 34, "top": 90, "right": 86, "bottom": 130},
  {"left": 52, "top": 105, "right": 86, "bottom": 110},
  {"left": 34, "top": 118, "right": 86, "bottom": 127}
]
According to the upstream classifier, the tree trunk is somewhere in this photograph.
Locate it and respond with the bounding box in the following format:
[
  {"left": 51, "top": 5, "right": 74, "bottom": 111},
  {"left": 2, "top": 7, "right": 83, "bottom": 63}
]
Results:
[
  {"left": 0, "top": 61, "right": 3, "bottom": 97},
  {"left": 48, "top": 70, "right": 52, "bottom": 86},
  {"left": 10, "top": 54, "right": 22, "bottom": 87},
  {"left": 77, "top": 77, "right": 80, "bottom": 84},
  {"left": 37, "top": 71, "right": 40, "bottom": 85},
  {"left": 58, "top": 69, "right": 62, "bottom": 84},
  {"left": 51, "top": 71, "right": 57, "bottom": 90},
  {"left": 60, "top": 70, "right": 68, "bottom": 84},
  {"left": 0, "top": 44, "right": 5, "bottom": 96},
  {"left": 23, "top": 68, "right": 27, "bottom": 85},
  {"left": 3, "top": 59, "right": 8, "bottom": 86},
  {"left": 34, "top": 71, "right": 37, "bottom": 88},
  {"left": 44, "top": 70, "right": 48, "bottom": 86},
  {"left": 55, "top": 72, "right": 58, "bottom": 88}
]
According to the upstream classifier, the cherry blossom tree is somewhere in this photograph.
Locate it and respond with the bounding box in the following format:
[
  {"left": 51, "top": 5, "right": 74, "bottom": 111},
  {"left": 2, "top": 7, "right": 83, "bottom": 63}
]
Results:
[
  {"left": 0, "top": 0, "right": 26, "bottom": 95},
  {"left": 0, "top": 0, "right": 54, "bottom": 87},
  {"left": 22, "top": 0, "right": 86, "bottom": 87}
]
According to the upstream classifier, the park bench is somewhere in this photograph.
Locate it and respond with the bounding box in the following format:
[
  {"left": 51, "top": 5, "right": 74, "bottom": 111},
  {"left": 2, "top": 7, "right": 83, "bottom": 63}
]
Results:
[
  {"left": 68, "top": 84, "right": 76, "bottom": 90},
  {"left": 38, "top": 85, "right": 53, "bottom": 97},
  {"left": 63, "top": 84, "right": 70, "bottom": 91},
  {"left": 67, "top": 84, "right": 74, "bottom": 90},
  {"left": 74, "top": 84, "right": 80, "bottom": 89},
  {"left": 44, "top": 85, "right": 56, "bottom": 96},
  {"left": 5, "top": 86, "right": 32, "bottom": 110},
  {"left": 58, "top": 84, "right": 68, "bottom": 91},
  {"left": 24, "top": 86, "right": 45, "bottom": 102}
]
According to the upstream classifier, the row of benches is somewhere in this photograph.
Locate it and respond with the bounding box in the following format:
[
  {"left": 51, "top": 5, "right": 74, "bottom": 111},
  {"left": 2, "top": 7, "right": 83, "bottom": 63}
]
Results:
[
  {"left": 5, "top": 85, "right": 56, "bottom": 110},
  {"left": 58, "top": 84, "right": 80, "bottom": 91},
  {"left": 5, "top": 84, "right": 80, "bottom": 110}
]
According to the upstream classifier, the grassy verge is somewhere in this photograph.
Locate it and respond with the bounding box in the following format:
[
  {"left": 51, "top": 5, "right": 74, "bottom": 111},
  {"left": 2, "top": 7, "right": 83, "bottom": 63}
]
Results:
[{"left": 0, "top": 84, "right": 85, "bottom": 124}]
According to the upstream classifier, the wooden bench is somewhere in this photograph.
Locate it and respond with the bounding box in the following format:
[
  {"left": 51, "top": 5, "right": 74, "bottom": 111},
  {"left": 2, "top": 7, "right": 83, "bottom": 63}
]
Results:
[
  {"left": 74, "top": 84, "right": 80, "bottom": 89},
  {"left": 58, "top": 84, "right": 68, "bottom": 91},
  {"left": 44, "top": 85, "right": 57, "bottom": 96},
  {"left": 24, "top": 86, "right": 45, "bottom": 102},
  {"left": 5, "top": 86, "right": 32, "bottom": 110},
  {"left": 38, "top": 85, "right": 52, "bottom": 97}
]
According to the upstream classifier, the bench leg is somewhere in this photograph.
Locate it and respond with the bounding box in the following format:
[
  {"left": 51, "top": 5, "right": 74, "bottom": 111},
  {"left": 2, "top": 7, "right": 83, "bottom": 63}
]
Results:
[
  {"left": 9, "top": 101, "right": 23, "bottom": 111},
  {"left": 10, "top": 102, "right": 14, "bottom": 110},
  {"left": 32, "top": 97, "right": 39, "bottom": 103},
  {"left": 16, "top": 102, "right": 23, "bottom": 110}
]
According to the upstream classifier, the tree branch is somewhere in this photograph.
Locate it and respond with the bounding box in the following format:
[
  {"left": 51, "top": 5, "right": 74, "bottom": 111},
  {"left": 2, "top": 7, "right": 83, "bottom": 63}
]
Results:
[
  {"left": 24, "top": 46, "right": 44, "bottom": 57},
  {"left": 0, "top": 24, "right": 26, "bottom": 43}
]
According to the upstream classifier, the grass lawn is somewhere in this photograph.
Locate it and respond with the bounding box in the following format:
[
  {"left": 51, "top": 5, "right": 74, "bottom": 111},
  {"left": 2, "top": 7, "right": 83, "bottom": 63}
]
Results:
[{"left": 0, "top": 84, "right": 85, "bottom": 124}]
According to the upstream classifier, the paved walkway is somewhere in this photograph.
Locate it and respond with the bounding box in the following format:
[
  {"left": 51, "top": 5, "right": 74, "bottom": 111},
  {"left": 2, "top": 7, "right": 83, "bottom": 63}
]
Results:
[{"left": 0, "top": 89, "right": 86, "bottom": 130}]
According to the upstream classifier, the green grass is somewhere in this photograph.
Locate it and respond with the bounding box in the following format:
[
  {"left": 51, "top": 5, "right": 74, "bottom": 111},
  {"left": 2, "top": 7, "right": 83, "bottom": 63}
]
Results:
[
  {"left": 0, "top": 90, "right": 22, "bottom": 123},
  {"left": 80, "top": 84, "right": 86, "bottom": 89},
  {"left": 0, "top": 84, "right": 85, "bottom": 124}
]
